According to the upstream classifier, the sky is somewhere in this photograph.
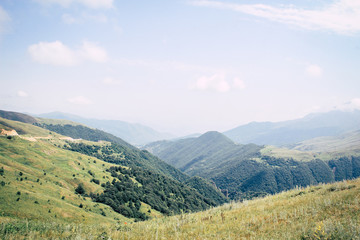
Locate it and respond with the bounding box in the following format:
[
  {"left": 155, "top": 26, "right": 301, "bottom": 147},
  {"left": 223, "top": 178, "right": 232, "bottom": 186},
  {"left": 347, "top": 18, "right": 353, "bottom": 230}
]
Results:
[{"left": 1, "top": 0, "right": 360, "bottom": 136}]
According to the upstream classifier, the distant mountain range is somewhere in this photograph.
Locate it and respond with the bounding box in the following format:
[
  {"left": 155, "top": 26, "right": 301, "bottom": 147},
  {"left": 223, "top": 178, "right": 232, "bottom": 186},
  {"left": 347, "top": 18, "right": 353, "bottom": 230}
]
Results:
[
  {"left": 36, "top": 112, "right": 175, "bottom": 146},
  {"left": 223, "top": 110, "right": 360, "bottom": 146}
]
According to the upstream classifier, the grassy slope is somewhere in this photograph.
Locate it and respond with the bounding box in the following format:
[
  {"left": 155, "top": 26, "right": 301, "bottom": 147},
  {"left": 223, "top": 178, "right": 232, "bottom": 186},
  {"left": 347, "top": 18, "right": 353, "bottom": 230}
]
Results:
[
  {"left": 0, "top": 118, "right": 167, "bottom": 228},
  {"left": 34, "top": 118, "right": 190, "bottom": 182},
  {"left": 0, "top": 136, "right": 130, "bottom": 225},
  {"left": 0, "top": 117, "right": 224, "bottom": 225},
  {"left": 261, "top": 129, "right": 360, "bottom": 162},
  {"left": 291, "top": 130, "right": 360, "bottom": 153},
  {"left": 2, "top": 178, "right": 360, "bottom": 239},
  {"left": 37, "top": 117, "right": 86, "bottom": 126},
  {"left": 129, "top": 179, "right": 360, "bottom": 240},
  {"left": 0, "top": 117, "right": 50, "bottom": 137}
]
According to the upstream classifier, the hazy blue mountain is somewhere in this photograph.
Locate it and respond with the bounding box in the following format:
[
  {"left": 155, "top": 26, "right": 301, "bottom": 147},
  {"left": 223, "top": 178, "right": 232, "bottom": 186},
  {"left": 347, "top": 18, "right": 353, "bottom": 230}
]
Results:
[
  {"left": 36, "top": 112, "right": 175, "bottom": 146},
  {"left": 223, "top": 110, "right": 360, "bottom": 146}
]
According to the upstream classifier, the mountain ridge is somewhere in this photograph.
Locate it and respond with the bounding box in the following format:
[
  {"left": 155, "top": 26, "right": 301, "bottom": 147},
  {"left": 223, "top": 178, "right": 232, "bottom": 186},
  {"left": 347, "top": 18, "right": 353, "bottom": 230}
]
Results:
[
  {"left": 36, "top": 111, "right": 175, "bottom": 146},
  {"left": 223, "top": 109, "right": 360, "bottom": 146}
]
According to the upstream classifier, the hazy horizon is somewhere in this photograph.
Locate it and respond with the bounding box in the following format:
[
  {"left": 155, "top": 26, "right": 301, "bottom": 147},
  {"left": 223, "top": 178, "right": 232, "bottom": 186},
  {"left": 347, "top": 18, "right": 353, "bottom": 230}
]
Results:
[{"left": 1, "top": 0, "right": 360, "bottom": 135}]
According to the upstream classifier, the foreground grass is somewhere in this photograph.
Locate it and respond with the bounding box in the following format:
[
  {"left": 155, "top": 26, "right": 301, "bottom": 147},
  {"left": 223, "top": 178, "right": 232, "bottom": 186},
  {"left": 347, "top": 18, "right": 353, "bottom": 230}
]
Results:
[{"left": 1, "top": 178, "right": 360, "bottom": 239}]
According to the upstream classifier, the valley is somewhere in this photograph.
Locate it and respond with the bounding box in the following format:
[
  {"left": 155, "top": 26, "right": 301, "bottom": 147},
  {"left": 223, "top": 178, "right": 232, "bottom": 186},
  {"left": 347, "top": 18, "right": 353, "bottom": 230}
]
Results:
[
  {"left": 3, "top": 1, "right": 360, "bottom": 238},
  {"left": 0, "top": 109, "right": 359, "bottom": 239}
]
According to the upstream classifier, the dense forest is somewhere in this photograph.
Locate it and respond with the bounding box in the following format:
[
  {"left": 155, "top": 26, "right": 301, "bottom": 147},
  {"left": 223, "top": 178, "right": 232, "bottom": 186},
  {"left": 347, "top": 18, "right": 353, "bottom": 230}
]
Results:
[
  {"left": 211, "top": 156, "right": 360, "bottom": 200},
  {"left": 91, "top": 166, "right": 219, "bottom": 221},
  {"left": 65, "top": 141, "right": 227, "bottom": 206}
]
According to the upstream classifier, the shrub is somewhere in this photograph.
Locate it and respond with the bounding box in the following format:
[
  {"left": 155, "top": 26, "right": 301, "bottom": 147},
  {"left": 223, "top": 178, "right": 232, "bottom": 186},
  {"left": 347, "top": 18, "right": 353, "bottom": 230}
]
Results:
[{"left": 91, "top": 178, "right": 100, "bottom": 185}]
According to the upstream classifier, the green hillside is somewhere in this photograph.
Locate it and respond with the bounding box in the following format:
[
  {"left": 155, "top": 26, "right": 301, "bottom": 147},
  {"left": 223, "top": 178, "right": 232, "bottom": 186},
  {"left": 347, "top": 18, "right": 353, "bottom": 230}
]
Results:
[
  {"left": 2, "top": 177, "right": 360, "bottom": 239},
  {"left": 35, "top": 119, "right": 201, "bottom": 185},
  {"left": 2, "top": 112, "right": 226, "bottom": 204},
  {"left": 0, "top": 133, "right": 126, "bottom": 226},
  {"left": 0, "top": 118, "right": 226, "bottom": 225}
]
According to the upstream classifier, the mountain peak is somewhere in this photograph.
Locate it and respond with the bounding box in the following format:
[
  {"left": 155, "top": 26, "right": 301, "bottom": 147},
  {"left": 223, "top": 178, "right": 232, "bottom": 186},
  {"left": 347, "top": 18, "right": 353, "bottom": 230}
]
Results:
[{"left": 198, "top": 131, "right": 234, "bottom": 144}]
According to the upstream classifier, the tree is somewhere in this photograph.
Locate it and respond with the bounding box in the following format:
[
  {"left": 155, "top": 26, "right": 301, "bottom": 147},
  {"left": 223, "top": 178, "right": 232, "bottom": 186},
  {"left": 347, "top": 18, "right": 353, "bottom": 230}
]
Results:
[{"left": 75, "top": 184, "right": 85, "bottom": 195}]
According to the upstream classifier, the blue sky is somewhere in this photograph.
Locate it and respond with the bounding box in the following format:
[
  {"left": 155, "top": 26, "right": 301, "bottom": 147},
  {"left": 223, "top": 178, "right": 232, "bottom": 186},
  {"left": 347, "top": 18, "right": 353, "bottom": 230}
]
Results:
[{"left": 1, "top": 0, "right": 360, "bottom": 135}]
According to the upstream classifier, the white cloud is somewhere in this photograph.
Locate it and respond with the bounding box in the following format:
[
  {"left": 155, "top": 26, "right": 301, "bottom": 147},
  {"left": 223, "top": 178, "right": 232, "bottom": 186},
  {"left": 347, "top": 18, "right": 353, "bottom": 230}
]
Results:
[
  {"left": 0, "top": 6, "right": 11, "bottom": 34},
  {"left": 78, "top": 0, "right": 113, "bottom": 9},
  {"left": 28, "top": 41, "right": 78, "bottom": 66},
  {"left": 305, "top": 64, "right": 323, "bottom": 77},
  {"left": 192, "top": 74, "right": 230, "bottom": 92},
  {"left": 28, "top": 40, "right": 108, "bottom": 66},
  {"left": 102, "top": 77, "right": 122, "bottom": 86},
  {"left": 17, "top": 90, "right": 29, "bottom": 97},
  {"left": 67, "top": 96, "right": 92, "bottom": 105},
  {"left": 345, "top": 98, "right": 360, "bottom": 110},
  {"left": 79, "top": 41, "right": 108, "bottom": 63},
  {"left": 62, "top": 13, "right": 108, "bottom": 24},
  {"left": 191, "top": 74, "right": 245, "bottom": 93},
  {"left": 233, "top": 77, "right": 246, "bottom": 89},
  {"left": 190, "top": 0, "right": 360, "bottom": 35},
  {"left": 34, "top": 0, "right": 113, "bottom": 9},
  {"left": 62, "top": 14, "right": 78, "bottom": 24}
]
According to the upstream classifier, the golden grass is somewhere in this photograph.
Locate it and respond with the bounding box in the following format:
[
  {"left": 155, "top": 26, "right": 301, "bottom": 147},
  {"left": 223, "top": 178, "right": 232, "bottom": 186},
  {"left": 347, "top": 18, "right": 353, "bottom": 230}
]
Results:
[{"left": 1, "top": 178, "right": 359, "bottom": 239}]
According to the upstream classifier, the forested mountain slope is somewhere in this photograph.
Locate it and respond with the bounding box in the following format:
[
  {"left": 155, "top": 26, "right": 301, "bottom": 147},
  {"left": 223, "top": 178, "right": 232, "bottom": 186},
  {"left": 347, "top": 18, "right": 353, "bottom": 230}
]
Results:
[
  {"left": 145, "top": 131, "right": 360, "bottom": 199},
  {"left": 143, "top": 131, "right": 262, "bottom": 176}
]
